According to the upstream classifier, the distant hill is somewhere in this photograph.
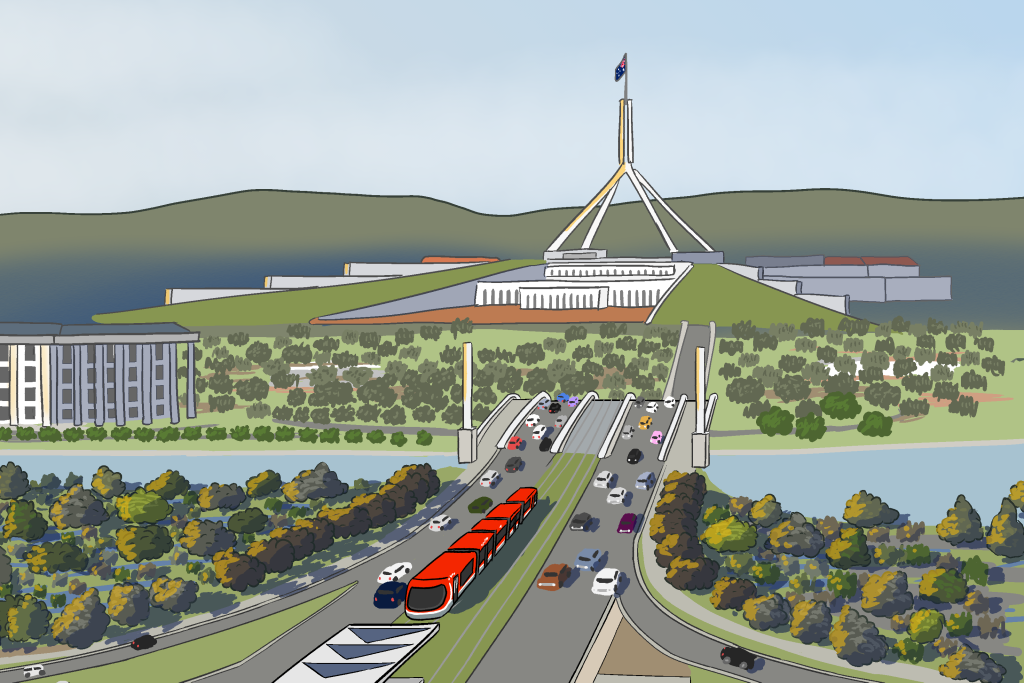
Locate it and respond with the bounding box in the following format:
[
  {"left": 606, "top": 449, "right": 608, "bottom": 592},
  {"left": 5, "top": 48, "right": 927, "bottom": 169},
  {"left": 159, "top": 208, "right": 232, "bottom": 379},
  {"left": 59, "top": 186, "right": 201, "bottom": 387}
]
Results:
[{"left": 1, "top": 188, "right": 1021, "bottom": 327}]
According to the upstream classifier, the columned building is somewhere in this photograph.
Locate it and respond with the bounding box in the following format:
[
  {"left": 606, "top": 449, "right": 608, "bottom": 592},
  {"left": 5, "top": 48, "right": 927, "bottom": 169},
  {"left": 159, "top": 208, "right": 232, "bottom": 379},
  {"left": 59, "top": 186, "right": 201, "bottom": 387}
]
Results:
[{"left": 0, "top": 323, "right": 199, "bottom": 428}]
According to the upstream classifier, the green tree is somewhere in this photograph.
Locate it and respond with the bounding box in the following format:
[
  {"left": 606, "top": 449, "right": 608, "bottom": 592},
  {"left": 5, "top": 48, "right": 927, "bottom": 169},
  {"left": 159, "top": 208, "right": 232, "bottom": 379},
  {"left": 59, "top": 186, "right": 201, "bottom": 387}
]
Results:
[
  {"left": 24, "top": 541, "right": 88, "bottom": 574},
  {"left": 893, "top": 638, "right": 924, "bottom": 664},
  {"left": 228, "top": 508, "right": 269, "bottom": 535},
  {"left": 750, "top": 562, "right": 781, "bottom": 585},
  {"left": 2, "top": 500, "right": 48, "bottom": 541},
  {"left": 756, "top": 407, "right": 793, "bottom": 437},
  {"left": 858, "top": 411, "right": 893, "bottom": 437},
  {"left": 920, "top": 568, "right": 968, "bottom": 604},
  {"left": 6, "top": 595, "right": 51, "bottom": 642},
  {"left": 825, "top": 528, "right": 871, "bottom": 569},
  {"left": 819, "top": 392, "right": 861, "bottom": 420},
  {"left": 700, "top": 515, "right": 758, "bottom": 552},
  {"left": 115, "top": 526, "right": 174, "bottom": 563},
  {"left": 961, "top": 555, "right": 989, "bottom": 586},
  {"left": 115, "top": 488, "right": 173, "bottom": 524},
  {"left": 908, "top": 609, "right": 945, "bottom": 643},
  {"left": 794, "top": 413, "right": 827, "bottom": 442},
  {"left": 827, "top": 570, "right": 858, "bottom": 599},
  {"left": 946, "top": 612, "right": 973, "bottom": 636}
]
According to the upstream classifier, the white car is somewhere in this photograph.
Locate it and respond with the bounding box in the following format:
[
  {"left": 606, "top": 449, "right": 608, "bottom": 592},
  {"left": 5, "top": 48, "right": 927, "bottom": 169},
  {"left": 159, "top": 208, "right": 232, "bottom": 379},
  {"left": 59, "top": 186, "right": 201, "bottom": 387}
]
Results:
[
  {"left": 593, "top": 471, "right": 615, "bottom": 489},
  {"left": 525, "top": 415, "right": 541, "bottom": 428},
  {"left": 606, "top": 487, "right": 627, "bottom": 505},
  {"left": 480, "top": 470, "right": 501, "bottom": 487},
  {"left": 592, "top": 568, "right": 624, "bottom": 595},
  {"left": 532, "top": 425, "right": 547, "bottom": 440},
  {"left": 378, "top": 562, "right": 412, "bottom": 583},
  {"left": 664, "top": 396, "right": 676, "bottom": 409},
  {"left": 646, "top": 402, "right": 658, "bottom": 413},
  {"left": 428, "top": 514, "right": 452, "bottom": 531}
]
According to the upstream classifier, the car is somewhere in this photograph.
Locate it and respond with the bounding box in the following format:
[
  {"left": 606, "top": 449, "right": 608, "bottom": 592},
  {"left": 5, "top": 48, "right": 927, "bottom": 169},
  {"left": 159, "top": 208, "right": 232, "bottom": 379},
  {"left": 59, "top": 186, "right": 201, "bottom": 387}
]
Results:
[
  {"left": 639, "top": 416, "right": 653, "bottom": 429},
  {"left": 537, "top": 397, "right": 551, "bottom": 411},
  {"left": 505, "top": 456, "right": 523, "bottom": 473},
  {"left": 592, "top": 568, "right": 624, "bottom": 595},
  {"left": 480, "top": 470, "right": 501, "bottom": 487},
  {"left": 575, "top": 548, "right": 602, "bottom": 571},
  {"left": 548, "top": 402, "right": 562, "bottom": 414},
  {"left": 525, "top": 415, "right": 541, "bottom": 428},
  {"left": 621, "top": 425, "right": 635, "bottom": 439},
  {"left": 634, "top": 396, "right": 645, "bottom": 408},
  {"left": 664, "top": 396, "right": 677, "bottom": 409},
  {"left": 617, "top": 513, "right": 637, "bottom": 533},
  {"left": 539, "top": 436, "right": 553, "bottom": 452},
  {"left": 635, "top": 471, "right": 655, "bottom": 490},
  {"left": 627, "top": 448, "right": 642, "bottom": 464},
  {"left": 650, "top": 430, "right": 663, "bottom": 445},
  {"left": 568, "top": 396, "right": 580, "bottom": 408},
  {"left": 556, "top": 392, "right": 570, "bottom": 403},
  {"left": 554, "top": 416, "right": 567, "bottom": 428},
  {"left": 570, "top": 512, "right": 592, "bottom": 530},
  {"left": 532, "top": 425, "right": 547, "bottom": 440},
  {"left": 22, "top": 665, "right": 46, "bottom": 678},
  {"left": 646, "top": 402, "right": 659, "bottom": 413},
  {"left": 606, "top": 487, "right": 627, "bottom": 505},
  {"left": 593, "top": 471, "right": 615, "bottom": 488},
  {"left": 378, "top": 562, "right": 412, "bottom": 583},
  {"left": 721, "top": 646, "right": 757, "bottom": 670},
  {"left": 130, "top": 633, "right": 157, "bottom": 650},
  {"left": 537, "top": 563, "right": 571, "bottom": 591},
  {"left": 507, "top": 435, "right": 524, "bottom": 450},
  {"left": 373, "top": 581, "right": 408, "bottom": 609},
  {"left": 428, "top": 514, "right": 452, "bottom": 531}
]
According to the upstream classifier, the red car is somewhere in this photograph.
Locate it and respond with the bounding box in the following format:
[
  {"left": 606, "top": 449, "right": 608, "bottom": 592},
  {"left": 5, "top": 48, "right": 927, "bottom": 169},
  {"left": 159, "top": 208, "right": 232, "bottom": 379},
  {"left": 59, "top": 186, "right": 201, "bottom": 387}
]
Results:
[
  {"left": 617, "top": 513, "right": 637, "bottom": 534},
  {"left": 507, "top": 436, "right": 524, "bottom": 450}
]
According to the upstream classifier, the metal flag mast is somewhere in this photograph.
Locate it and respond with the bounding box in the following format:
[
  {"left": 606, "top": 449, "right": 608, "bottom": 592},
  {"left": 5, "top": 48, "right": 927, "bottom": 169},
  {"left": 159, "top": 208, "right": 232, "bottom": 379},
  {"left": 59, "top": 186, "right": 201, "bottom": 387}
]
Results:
[{"left": 546, "top": 55, "right": 714, "bottom": 255}]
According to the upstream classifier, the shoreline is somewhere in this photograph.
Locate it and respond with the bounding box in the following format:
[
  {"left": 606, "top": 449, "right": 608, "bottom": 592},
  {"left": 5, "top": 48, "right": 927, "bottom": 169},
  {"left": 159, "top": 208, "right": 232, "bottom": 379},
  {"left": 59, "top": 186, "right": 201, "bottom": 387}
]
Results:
[
  {"left": 711, "top": 438, "right": 1024, "bottom": 456},
  {"left": 0, "top": 449, "right": 460, "bottom": 458}
]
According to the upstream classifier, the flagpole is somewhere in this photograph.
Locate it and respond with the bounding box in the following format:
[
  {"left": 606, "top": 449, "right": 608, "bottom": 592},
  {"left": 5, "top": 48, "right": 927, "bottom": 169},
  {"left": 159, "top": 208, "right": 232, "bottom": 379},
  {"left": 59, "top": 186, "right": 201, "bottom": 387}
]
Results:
[{"left": 624, "top": 52, "right": 628, "bottom": 102}]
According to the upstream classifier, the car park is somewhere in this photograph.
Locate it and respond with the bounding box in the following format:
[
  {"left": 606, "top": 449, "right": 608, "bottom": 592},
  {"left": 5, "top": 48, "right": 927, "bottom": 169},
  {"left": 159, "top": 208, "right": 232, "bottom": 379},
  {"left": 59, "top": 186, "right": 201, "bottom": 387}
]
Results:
[
  {"left": 721, "top": 646, "right": 757, "bottom": 670},
  {"left": 537, "top": 397, "right": 551, "bottom": 411},
  {"left": 606, "top": 487, "right": 627, "bottom": 505},
  {"left": 525, "top": 415, "right": 540, "bottom": 428},
  {"left": 480, "top": 470, "right": 501, "bottom": 487},
  {"left": 570, "top": 512, "right": 592, "bottom": 530},
  {"left": 592, "top": 568, "right": 623, "bottom": 595},
  {"left": 556, "top": 392, "right": 570, "bottom": 403},
  {"left": 635, "top": 472, "right": 655, "bottom": 490},
  {"left": 539, "top": 437, "right": 553, "bottom": 452},
  {"left": 505, "top": 456, "right": 523, "bottom": 473},
  {"left": 378, "top": 562, "right": 412, "bottom": 583},
  {"left": 646, "top": 402, "right": 658, "bottom": 413},
  {"left": 428, "top": 514, "right": 452, "bottom": 531},
  {"left": 532, "top": 426, "right": 547, "bottom": 440},
  {"left": 650, "top": 430, "right": 663, "bottom": 445},
  {"left": 621, "top": 425, "right": 635, "bottom": 439},
  {"left": 639, "top": 416, "right": 653, "bottom": 429},
  {"left": 373, "top": 581, "right": 407, "bottom": 609},
  {"left": 617, "top": 513, "right": 637, "bottom": 533},
  {"left": 507, "top": 436, "right": 524, "bottom": 450},
  {"left": 568, "top": 396, "right": 579, "bottom": 408},
  {"left": 575, "top": 548, "right": 602, "bottom": 571},
  {"left": 548, "top": 402, "right": 562, "bottom": 414},
  {"left": 554, "top": 416, "right": 567, "bottom": 428},
  {"left": 627, "top": 448, "right": 642, "bottom": 464},
  {"left": 664, "top": 396, "right": 676, "bottom": 409},
  {"left": 593, "top": 471, "right": 615, "bottom": 488},
  {"left": 537, "top": 563, "right": 571, "bottom": 591}
]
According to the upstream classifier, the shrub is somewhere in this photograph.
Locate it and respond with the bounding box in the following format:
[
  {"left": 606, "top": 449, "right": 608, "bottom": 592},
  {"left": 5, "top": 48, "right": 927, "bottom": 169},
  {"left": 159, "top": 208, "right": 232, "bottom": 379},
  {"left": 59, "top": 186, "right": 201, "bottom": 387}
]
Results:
[
  {"left": 930, "top": 364, "right": 954, "bottom": 382},
  {"left": 133, "top": 428, "right": 156, "bottom": 443},
  {"left": 231, "top": 425, "right": 252, "bottom": 442},
  {"left": 960, "top": 369, "right": 988, "bottom": 391},
  {"left": 799, "top": 318, "right": 825, "bottom": 338},
  {"left": 156, "top": 427, "right": 179, "bottom": 443},
  {"left": 320, "top": 428, "right": 340, "bottom": 444},
  {"left": 893, "top": 345, "right": 912, "bottom": 361},
  {"left": 38, "top": 427, "right": 61, "bottom": 443},
  {"left": 274, "top": 427, "right": 295, "bottom": 442},
  {"left": 718, "top": 363, "right": 742, "bottom": 380},
  {"left": 975, "top": 336, "right": 994, "bottom": 352},
  {"left": 743, "top": 400, "right": 771, "bottom": 419},
  {"left": 901, "top": 374, "right": 932, "bottom": 395},
  {"left": 778, "top": 355, "right": 806, "bottom": 373},
  {"left": 731, "top": 320, "right": 756, "bottom": 339},
  {"left": 718, "top": 340, "right": 743, "bottom": 356},
  {"left": 750, "top": 365, "right": 780, "bottom": 389},
  {"left": 892, "top": 358, "right": 917, "bottom": 378},
  {"left": 864, "top": 382, "right": 901, "bottom": 410},
  {"left": 756, "top": 407, "right": 794, "bottom": 437},
  {"left": 737, "top": 352, "right": 760, "bottom": 368},
  {"left": 826, "top": 330, "right": 845, "bottom": 346},
  {"left": 416, "top": 430, "right": 433, "bottom": 446},
  {"left": 752, "top": 332, "right": 778, "bottom": 352},
  {"left": 794, "top": 337, "right": 817, "bottom": 353},
  {"left": 344, "top": 429, "right": 363, "bottom": 444},
  {"left": 794, "top": 399, "right": 821, "bottom": 418},
  {"left": 816, "top": 346, "right": 838, "bottom": 364},
  {"left": 726, "top": 377, "right": 765, "bottom": 404},
  {"left": 85, "top": 426, "right": 107, "bottom": 442},
  {"left": 794, "top": 413, "right": 827, "bottom": 442},
  {"left": 936, "top": 351, "right": 959, "bottom": 366},
  {"left": 62, "top": 427, "right": 85, "bottom": 443},
  {"left": 298, "top": 428, "right": 319, "bottom": 444},
  {"left": 860, "top": 366, "right": 884, "bottom": 383},
  {"left": 182, "top": 427, "right": 202, "bottom": 441},
  {"left": 822, "top": 372, "right": 858, "bottom": 396},
  {"left": 774, "top": 375, "right": 811, "bottom": 403},
  {"left": 904, "top": 544, "right": 932, "bottom": 566},
  {"left": 390, "top": 432, "right": 408, "bottom": 447},
  {"left": 982, "top": 355, "right": 1005, "bottom": 376},
  {"left": 858, "top": 411, "right": 893, "bottom": 437},
  {"left": 899, "top": 398, "right": 930, "bottom": 417},
  {"left": 206, "top": 427, "right": 227, "bottom": 441},
  {"left": 366, "top": 430, "right": 386, "bottom": 445},
  {"left": 948, "top": 394, "right": 979, "bottom": 417},
  {"left": 16, "top": 427, "right": 37, "bottom": 441}
]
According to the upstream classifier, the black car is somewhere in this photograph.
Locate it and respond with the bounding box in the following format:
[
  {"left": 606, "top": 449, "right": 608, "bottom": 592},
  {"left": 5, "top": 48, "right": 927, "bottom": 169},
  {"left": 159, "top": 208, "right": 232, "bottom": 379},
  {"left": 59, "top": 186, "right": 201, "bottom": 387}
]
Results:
[
  {"left": 627, "top": 448, "right": 642, "bottom": 464},
  {"left": 721, "top": 646, "right": 756, "bottom": 670},
  {"left": 548, "top": 402, "right": 562, "bottom": 414},
  {"left": 539, "top": 437, "right": 553, "bottom": 452},
  {"left": 505, "top": 456, "right": 523, "bottom": 473},
  {"left": 374, "top": 581, "right": 408, "bottom": 609},
  {"left": 130, "top": 634, "right": 157, "bottom": 650},
  {"left": 570, "top": 512, "right": 592, "bottom": 530}
]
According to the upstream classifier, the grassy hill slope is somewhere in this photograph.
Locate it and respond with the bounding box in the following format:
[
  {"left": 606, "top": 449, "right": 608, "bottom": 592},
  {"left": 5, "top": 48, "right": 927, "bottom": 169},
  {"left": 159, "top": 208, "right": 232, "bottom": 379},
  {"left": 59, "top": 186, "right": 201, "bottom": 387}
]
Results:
[
  {"left": 94, "top": 259, "right": 543, "bottom": 327},
  {"left": 652, "top": 265, "right": 854, "bottom": 328}
]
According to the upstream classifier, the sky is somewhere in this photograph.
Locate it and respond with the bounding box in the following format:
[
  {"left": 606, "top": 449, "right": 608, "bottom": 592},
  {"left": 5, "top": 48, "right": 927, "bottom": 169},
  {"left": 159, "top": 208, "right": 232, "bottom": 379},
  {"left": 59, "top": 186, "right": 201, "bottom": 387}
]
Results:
[{"left": 2, "top": 1, "right": 1022, "bottom": 216}]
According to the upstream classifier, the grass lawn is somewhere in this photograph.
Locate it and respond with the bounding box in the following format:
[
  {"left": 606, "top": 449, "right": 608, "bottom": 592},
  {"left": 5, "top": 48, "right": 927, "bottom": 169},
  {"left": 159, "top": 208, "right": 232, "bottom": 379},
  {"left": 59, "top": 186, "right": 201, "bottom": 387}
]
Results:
[
  {"left": 391, "top": 450, "right": 599, "bottom": 683},
  {"left": 31, "top": 582, "right": 355, "bottom": 682},
  {"left": 708, "top": 329, "right": 1022, "bottom": 450}
]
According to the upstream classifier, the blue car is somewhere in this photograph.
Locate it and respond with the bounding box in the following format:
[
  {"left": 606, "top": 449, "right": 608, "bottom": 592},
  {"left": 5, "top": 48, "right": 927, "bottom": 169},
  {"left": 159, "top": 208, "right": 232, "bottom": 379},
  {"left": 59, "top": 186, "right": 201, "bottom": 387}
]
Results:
[
  {"left": 556, "top": 392, "right": 570, "bottom": 403},
  {"left": 373, "top": 581, "right": 407, "bottom": 609},
  {"left": 575, "top": 548, "right": 602, "bottom": 572}
]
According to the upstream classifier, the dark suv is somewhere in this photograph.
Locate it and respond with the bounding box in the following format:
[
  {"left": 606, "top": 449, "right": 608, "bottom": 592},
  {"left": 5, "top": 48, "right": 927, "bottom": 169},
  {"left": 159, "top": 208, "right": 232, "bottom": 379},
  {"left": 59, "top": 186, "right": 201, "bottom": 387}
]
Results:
[{"left": 721, "top": 646, "right": 756, "bottom": 670}]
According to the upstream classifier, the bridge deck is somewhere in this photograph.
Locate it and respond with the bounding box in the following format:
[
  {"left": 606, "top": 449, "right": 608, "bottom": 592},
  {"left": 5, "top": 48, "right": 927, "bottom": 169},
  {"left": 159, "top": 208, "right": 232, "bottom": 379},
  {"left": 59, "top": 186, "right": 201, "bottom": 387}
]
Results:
[{"left": 560, "top": 400, "right": 621, "bottom": 455}]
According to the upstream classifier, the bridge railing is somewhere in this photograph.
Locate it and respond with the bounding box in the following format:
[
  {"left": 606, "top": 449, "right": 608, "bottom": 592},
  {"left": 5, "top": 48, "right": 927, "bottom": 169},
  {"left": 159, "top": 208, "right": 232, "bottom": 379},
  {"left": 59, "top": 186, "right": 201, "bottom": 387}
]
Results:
[
  {"left": 551, "top": 390, "right": 598, "bottom": 453},
  {"left": 596, "top": 392, "right": 635, "bottom": 459},
  {"left": 656, "top": 394, "right": 688, "bottom": 462},
  {"left": 495, "top": 392, "right": 551, "bottom": 449}
]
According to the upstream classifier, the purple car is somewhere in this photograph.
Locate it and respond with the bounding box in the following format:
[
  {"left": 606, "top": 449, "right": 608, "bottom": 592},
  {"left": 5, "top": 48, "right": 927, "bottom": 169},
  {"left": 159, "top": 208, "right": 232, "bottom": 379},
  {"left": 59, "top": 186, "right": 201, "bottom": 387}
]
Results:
[
  {"left": 617, "top": 513, "right": 637, "bottom": 534},
  {"left": 567, "top": 396, "right": 580, "bottom": 408}
]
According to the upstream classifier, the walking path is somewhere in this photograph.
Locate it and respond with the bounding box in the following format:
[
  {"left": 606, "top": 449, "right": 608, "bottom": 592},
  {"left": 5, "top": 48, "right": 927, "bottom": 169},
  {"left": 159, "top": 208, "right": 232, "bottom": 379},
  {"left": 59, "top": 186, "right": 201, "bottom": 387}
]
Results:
[{"left": 713, "top": 437, "right": 1024, "bottom": 456}]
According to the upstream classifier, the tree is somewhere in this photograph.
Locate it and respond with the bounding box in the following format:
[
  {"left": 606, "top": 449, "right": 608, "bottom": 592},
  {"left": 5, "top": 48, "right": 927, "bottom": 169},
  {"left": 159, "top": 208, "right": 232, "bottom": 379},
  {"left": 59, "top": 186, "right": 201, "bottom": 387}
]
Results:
[
  {"left": 860, "top": 570, "right": 914, "bottom": 617},
  {"left": 793, "top": 413, "right": 827, "bottom": 442},
  {"left": 962, "top": 555, "right": 989, "bottom": 587},
  {"left": 515, "top": 342, "right": 545, "bottom": 366},
  {"left": 3, "top": 500, "right": 48, "bottom": 541},
  {"left": 51, "top": 587, "right": 110, "bottom": 649},
  {"left": 107, "top": 583, "right": 150, "bottom": 626},
  {"left": 894, "top": 638, "right": 924, "bottom": 664},
  {"left": 710, "top": 577, "right": 757, "bottom": 610},
  {"left": 283, "top": 462, "right": 348, "bottom": 503},
  {"left": 908, "top": 609, "right": 945, "bottom": 643},
  {"left": 115, "top": 525, "right": 174, "bottom": 563},
  {"left": 827, "top": 569, "right": 858, "bottom": 599},
  {"left": 767, "top": 512, "right": 825, "bottom": 557},
  {"left": 817, "top": 392, "right": 860, "bottom": 420},
  {"left": 523, "top": 368, "right": 555, "bottom": 395},
  {"left": 649, "top": 510, "right": 697, "bottom": 544},
  {"left": 773, "top": 374, "right": 811, "bottom": 404},
  {"left": 986, "top": 498, "right": 1024, "bottom": 558},
  {"left": 863, "top": 382, "right": 901, "bottom": 411},
  {"left": 655, "top": 533, "right": 703, "bottom": 567},
  {"left": 115, "top": 488, "right": 173, "bottom": 524},
  {"left": 749, "top": 494, "right": 782, "bottom": 527},
  {"left": 180, "top": 520, "right": 236, "bottom": 557},
  {"left": 269, "top": 526, "right": 316, "bottom": 561},
  {"left": 665, "top": 556, "right": 719, "bottom": 591},
  {"left": 198, "top": 483, "right": 247, "bottom": 511},
  {"left": 245, "top": 538, "right": 295, "bottom": 574},
  {"left": 700, "top": 515, "right": 758, "bottom": 553},
  {"left": 6, "top": 595, "right": 52, "bottom": 642},
  {"left": 213, "top": 548, "right": 266, "bottom": 592},
  {"left": 946, "top": 612, "right": 973, "bottom": 637},
  {"left": 742, "top": 593, "right": 790, "bottom": 630},
  {"left": 1010, "top": 481, "right": 1024, "bottom": 509},
  {"left": 940, "top": 648, "right": 1006, "bottom": 682},
  {"left": 228, "top": 508, "right": 269, "bottom": 535},
  {"left": 828, "top": 605, "right": 888, "bottom": 666},
  {"left": 24, "top": 541, "right": 88, "bottom": 574},
  {"left": 752, "top": 406, "right": 791, "bottom": 436},
  {"left": 0, "top": 462, "right": 30, "bottom": 499},
  {"left": 150, "top": 577, "right": 199, "bottom": 613},
  {"left": 843, "top": 490, "right": 899, "bottom": 526},
  {"left": 245, "top": 341, "right": 272, "bottom": 365},
  {"left": 49, "top": 485, "right": 109, "bottom": 529},
  {"left": 937, "top": 495, "right": 985, "bottom": 546},
  {"left": 920, "top": 567, "right": 968, "bottom": 604},
  {"left": 751, "top": 562, "right": 781, "bottom": 585},
  {"left": 790, "top": 600, "right": 832, "bottom": 644},
  {"left": 145, "top": 470, "right": 190, "bottom": 500},
  {"left": 825, "top": 528, "right": 871, "bottom": 569},
  {"left": 246, "top": 470, "right": 282, "bottom": 498}
]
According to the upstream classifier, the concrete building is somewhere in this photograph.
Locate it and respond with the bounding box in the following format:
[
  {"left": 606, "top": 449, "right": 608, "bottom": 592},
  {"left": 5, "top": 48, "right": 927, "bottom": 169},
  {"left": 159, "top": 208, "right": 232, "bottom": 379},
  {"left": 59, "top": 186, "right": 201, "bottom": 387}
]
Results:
[{"left": 0, "top": 323, "right": 199, "bottom": 428}]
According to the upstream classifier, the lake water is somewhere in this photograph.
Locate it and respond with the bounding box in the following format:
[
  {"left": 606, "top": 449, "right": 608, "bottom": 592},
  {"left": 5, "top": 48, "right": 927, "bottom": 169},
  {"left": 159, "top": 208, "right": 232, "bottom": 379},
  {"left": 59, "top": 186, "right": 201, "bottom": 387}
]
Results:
[
  {"left": 0, "top": 453, "right": 464, "bottom": 493},
  {"left": 708, "top": 444, "right": 1023, "bottom": 526}
]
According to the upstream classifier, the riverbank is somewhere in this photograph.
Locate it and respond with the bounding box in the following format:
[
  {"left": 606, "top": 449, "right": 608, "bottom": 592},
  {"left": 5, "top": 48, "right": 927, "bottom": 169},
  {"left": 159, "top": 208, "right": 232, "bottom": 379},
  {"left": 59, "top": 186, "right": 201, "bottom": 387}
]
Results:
[
  {"left": 712, "top": 438, "right": 1024, "bottom": 456},
  {"left": 0, "top": 448, "right": 457, "bottom": 457}
]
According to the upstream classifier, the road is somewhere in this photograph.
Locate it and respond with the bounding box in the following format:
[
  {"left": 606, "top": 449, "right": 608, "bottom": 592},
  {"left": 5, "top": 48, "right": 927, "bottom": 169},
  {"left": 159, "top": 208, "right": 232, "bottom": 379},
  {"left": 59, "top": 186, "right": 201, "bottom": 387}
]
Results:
[
  {"left": 669, "top": 324, "right": 711, "bottom": 403},
  {"left": 466, "top": 398, "right": 676, "bottom": 683},
  {"left": 561, "top": 399, "right": 621, "bottom": 454}
]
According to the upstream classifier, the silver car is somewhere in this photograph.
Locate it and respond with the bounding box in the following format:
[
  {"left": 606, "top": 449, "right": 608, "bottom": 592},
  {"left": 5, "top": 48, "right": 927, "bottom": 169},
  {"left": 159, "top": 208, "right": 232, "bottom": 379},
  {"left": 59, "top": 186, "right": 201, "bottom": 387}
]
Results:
[
  {"left": 635, "top": 472, "right": 655, "bottom": 490},
  {"left": 621, "top": 425, "right": 635, "bottom": 440}
]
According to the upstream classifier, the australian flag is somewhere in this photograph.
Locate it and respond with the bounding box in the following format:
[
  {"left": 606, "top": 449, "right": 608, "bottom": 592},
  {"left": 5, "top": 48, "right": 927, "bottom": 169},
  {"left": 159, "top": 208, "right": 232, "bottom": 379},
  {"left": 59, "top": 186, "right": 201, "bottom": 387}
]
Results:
[{"left": 615, "top": 54, "right": 626, "bottom": 82}]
